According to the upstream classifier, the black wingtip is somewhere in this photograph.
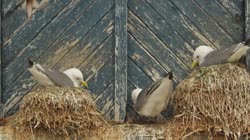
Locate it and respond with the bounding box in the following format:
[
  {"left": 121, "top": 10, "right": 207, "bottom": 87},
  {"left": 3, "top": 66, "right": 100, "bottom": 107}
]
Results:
[
  {"left": 26, "top": 58, "right": 34, "bottom": 68},
  {"left": 168, "top": 71, "right": 173, "bottom": 80},
  {"left": 163, "top": 71, "right": 173, "bottom": 79},
  {"left": 245, "top": 38, "right": 250, "bottom": 46}
]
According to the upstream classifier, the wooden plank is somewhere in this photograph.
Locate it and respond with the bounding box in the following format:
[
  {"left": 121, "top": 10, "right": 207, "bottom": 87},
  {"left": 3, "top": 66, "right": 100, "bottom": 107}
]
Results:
[
  {"left": 128, "top": 0, "right": 194, "bottom": 64},
  {"left": 194, "top": 0, "right": 243, "bottom": 41},
  {"left": 169, "top": 0, "right": 236, "bottom": 48},
  {"left": 38, "top": 0, "right": 114, "bottom": 69},
  {"left": 0, "top": 0, "right": 3, "bottom": 118},
  {"left": 53, "top": 11, "right": 114, "bottom": 71},
  {"left": 94, "top": 82, "right": 114, "bottom": 115},
  {"left": 2, "top": 0, "right": 70, "bottom": 68},
  {"left": 218, "top": 0, "right": 243, "bottom": 16},
  {"left": 86, "top": 57, "right": 114, "bottom": 101},
  {"left": 128, "top": 12, "right": 190, "bottom": 80},
  {"left": 144, "top": 0, "right": 216, "bottom": 48},
  {"left": 2, "top": 0, "right": 24, "bottom": 15},
  {"left": 2, "top": 6, "right": 26, "bottom": 42},
  {"left": 128, "top": 34, "right": 179, "bottom": 83},
  {"left": 246, "top": 0, "right": 250, "bottom": 39},
  {"left": 114, "top": 0, "right": 127, "bottom": 122},
  {"left": 2, "top": 0, "right": 113, "bottom": 89}
]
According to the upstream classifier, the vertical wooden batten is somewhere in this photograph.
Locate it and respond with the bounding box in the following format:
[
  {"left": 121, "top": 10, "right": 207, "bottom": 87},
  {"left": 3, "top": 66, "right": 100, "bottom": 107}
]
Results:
[
  {"left": 114, "top": 0, "right": 127, "bottom": 122},
  {"left": 0, "top": 0, "right": 4, "bottom": 118},
  {"left": 246, "top": 0, "right": 250, "bottom": 39}
]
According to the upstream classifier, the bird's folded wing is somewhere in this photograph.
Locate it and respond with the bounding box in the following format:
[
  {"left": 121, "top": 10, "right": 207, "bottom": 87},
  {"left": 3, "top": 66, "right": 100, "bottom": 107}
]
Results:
[
  {"left": 201, "top": 43, "right": 244, "bottom": 66},
  {"left": 35, "top": 65, "right": 75, "bottom": 87},
  {"left": 134, "top": 79, "right": 162, "bottom": 111}
]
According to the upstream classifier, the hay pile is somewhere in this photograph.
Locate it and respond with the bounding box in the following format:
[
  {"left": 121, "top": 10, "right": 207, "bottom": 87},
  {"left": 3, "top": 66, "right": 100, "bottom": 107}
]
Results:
[
  {"left": 174, "top": 64, "right": 250, "bottom": 138},
  {"left": 12, "top": 87, "right": 108, "bottom": 136}
]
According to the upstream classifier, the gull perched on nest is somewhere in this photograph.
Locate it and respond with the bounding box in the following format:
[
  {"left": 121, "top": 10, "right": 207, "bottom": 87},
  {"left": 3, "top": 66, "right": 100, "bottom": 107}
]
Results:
[
  {"left": 133, "top": 72, "right": 173, "bottom": 118},
  {"left": 192, "top": 39, "right": 250, "bottom": 69},
  {"left": 27, "top": 59, "right": 88, "bottom": 88}
]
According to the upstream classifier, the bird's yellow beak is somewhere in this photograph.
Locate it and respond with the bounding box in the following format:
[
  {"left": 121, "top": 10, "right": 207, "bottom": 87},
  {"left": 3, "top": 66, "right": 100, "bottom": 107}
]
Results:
[
  {"left": 80, "top": 81, "right": 89, "bottom": 88},
  {"left": 191, "top": 60, "right": 199, "bottom": 69}
]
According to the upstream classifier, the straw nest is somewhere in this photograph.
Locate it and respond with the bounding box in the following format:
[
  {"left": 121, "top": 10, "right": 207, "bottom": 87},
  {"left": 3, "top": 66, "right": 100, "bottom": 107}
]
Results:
[
  {"left": 12, "top": 87, "right": 109, "bottom": 136},
  {"left": 173, "top": 64, "right": 250, "bottom": 138}
]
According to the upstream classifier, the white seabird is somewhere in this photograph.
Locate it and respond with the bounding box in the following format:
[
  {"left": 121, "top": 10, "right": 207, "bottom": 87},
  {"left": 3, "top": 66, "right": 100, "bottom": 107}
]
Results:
[
  {"left": 192, "top": 40, "right": 250, "bottom": 69},
  {"left": 133, "top": 72, "right": 173, "bottom": 118},
  {"left": 27, "top": 59, "right": 89, "bottom": 88}
]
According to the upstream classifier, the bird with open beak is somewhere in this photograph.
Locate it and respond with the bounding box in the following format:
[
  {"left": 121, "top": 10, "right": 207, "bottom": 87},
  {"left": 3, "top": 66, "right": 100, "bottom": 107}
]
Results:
[
  {"left": 192, "top": 40, "right": 250, "bottom": 69},
  {"left": 27, "top": 58, "right": 89, "bottom": 88},
  {"left": 133, "top": 71, "right": 173, "bottom": 119}
]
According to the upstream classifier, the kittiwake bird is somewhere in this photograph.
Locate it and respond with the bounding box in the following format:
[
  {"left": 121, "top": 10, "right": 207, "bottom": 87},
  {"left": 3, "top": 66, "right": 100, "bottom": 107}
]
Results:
[
  {"left": 133, "top": 71, "right": 173, "bottom": 118},
  {"left": 27, "top": 59, "right": 89, "bottom": 88},
  {"left": 192, "top": 40, "right": 250, "bottom": 69}
]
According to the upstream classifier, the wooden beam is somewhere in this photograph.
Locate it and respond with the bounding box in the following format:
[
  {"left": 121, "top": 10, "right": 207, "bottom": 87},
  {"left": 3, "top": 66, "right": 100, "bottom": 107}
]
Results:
[
  {"left": 114, "top": 0, "right": 127, "bottom": 122},
  {"left": 246, "top": 0, "right": 250, "bottom": 39},
  {"left": 0, "top": 0, "right": 4, "bottom": 118}
]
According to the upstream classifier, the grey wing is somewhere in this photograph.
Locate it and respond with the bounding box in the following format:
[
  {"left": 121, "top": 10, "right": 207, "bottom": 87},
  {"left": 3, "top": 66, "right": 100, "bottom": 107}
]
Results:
[
  {"left": 134, "top": 79, "right": 162, "bottom": 111},
  {"left": 35, "top": 65, "right": 75, "bottom": 87},
  {"left": 201, "top": 43, "right": 243, "bottom": 67}
]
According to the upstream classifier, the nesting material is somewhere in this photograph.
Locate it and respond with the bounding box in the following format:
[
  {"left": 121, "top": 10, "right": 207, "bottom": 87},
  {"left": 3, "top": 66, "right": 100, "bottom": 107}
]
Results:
[
  {"left": 12, "top": 87, "right": 108, "bottom": 136},
  {"left": 174, "top": 64, "right": 250, "bottom": 138}
]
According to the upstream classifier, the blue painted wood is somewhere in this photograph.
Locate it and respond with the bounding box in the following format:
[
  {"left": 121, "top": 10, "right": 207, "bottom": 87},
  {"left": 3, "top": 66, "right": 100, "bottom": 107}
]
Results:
[
  {"left": 95, "top": 82, "right": 114, "bottom": 115},
  {"left": 128, "top": 0, "right": 194, "bottom": 65},
  {"left": 128, "top": 12, "right": 190, "bottom": 80},
  {"left": 53, "top": 11, "right": 114, "bottom": 71},
  {"left": 114, "top": 0, "right": 127, "bottom": 122},
  {"left": 169, "top": 0, "right": 236, "bottom": 48},
  {"left": 145, "top": 0, "right": 216, "bottom": 48},
  {"left": 246, "top": 0, "right": 250, "bottom": 39},
  {"left": 2, "top": 0, "right": 24, "bottom": 15},
  {"left": 2, "top": 0, "right": 70, "bottom": 68},
  {"left": 2, "top": 0, "right": 113, "bottom": 90},
  {"left": 0, "top": 0, "right": 3, "bottom": 118},
  {"left": 2, "top": 7, "right": 26, "bottom": 42},
  {"left": 218, "top": 0, "right": 243, "bottom": 16},
  {"left": 194, "top": 0, "right": 243, "bottom": 41},
  {"left": 2, "top": 0, "right": 114, "bottom": 116}
]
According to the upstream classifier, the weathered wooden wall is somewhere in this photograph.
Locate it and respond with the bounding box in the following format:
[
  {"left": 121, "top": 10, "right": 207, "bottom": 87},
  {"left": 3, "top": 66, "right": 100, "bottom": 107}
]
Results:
[
  {"left": 126, "top": 0, "right": 244, "bottom": 118},
  {"left": 1, "top": 0, "right": 120, "bottom": 121},
  {"left": 0, "top": 0, "right": 247, "bottom": 122}
]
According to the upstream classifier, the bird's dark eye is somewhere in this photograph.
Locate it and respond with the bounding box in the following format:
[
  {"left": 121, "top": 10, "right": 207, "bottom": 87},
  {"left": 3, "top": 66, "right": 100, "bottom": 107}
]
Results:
[
  {"left": 196, "top": 56, "right": 199, "bottom": 59},
  {"left": 76, "top": 78, "right": 80, "bottom": 80}
]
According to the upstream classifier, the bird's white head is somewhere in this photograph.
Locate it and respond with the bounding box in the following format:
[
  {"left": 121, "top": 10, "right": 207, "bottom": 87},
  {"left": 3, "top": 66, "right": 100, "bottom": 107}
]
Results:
[
  {"left": 131, "top": 88, "right": 142, "bottom": 104},
  {"left": 192, "top": 45, "right": 214, "bottom": 69},
  {"left": 63, "top": 68, "right": 89, "bottom": 88}
]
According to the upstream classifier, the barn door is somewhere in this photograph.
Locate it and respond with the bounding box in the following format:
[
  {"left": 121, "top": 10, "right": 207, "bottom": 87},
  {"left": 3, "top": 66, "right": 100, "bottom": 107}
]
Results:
[
  {"left": 126, "top": 0, "right": 246, "bottom": 118},
  {"left": 0, "top": 0, "right": 248, "bottom": 122},
  {"left": 1, "top": 0, "right": 127, "bottom": 122}
]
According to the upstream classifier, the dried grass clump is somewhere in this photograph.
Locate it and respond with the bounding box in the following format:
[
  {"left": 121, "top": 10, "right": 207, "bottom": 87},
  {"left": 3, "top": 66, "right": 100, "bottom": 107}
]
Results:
[
  {"left": 174, "top": 64, "right": 250, "bottom": 138},
  {"left": 12, "top": 87, "right": 109, "bottom": 136}
]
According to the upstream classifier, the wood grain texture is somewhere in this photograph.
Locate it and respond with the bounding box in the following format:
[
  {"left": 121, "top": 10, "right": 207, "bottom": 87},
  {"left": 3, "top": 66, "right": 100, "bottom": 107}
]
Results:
[
  {"left": 128, "top": 11, "right": 190, "bottom": 80},
  {"left": 2, "top": 0, "right": 70, "bottom": 68},
  {"left": 2, "top": 6, "right": 26, "bottom": 42},
  {"left": 194, "top": 0, "right": 243, "bottom": 41},
  {"left": 2, "top": 0, "right": 93, "bottom": 89},
  {"left": 246, "top": 0, "right": 250, "bottom": 39},
  {"left": 2, "top": 0, "right": 25, "bottom": 15},
  {"left": 2, "top": 0, "right": 114, "bottom": 116},
  {"left": 145, "top": 0, "right": 216, "bottom": 48},
  {"left": 128, "top": 0, "right": 194, "bottom": 64},
  {"left": 114, "top": 0, "right": 127, "bottom": 122},
  {"left": 0, "top": 0, "right": 2, "bottom": 115},
  {"left": 2, "top": 0, "right": 113, "bottom": 90},
  {"left": 170, "top": 0, "right": 236, "bottom": 48},
  {"left": 218, "top": 0, "right": 243, "bottom": 16}
]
